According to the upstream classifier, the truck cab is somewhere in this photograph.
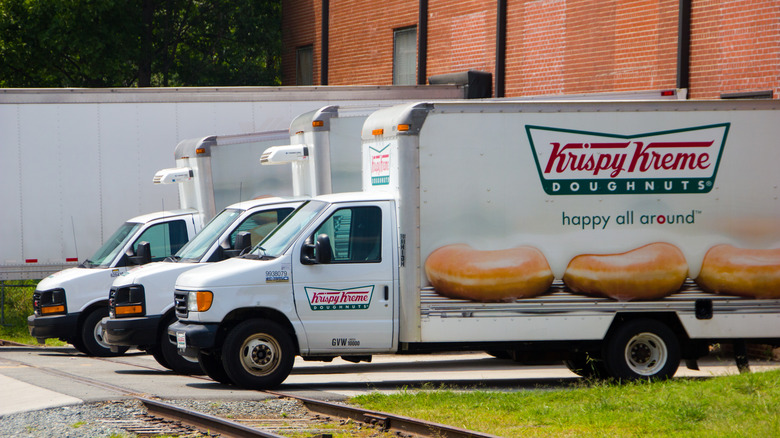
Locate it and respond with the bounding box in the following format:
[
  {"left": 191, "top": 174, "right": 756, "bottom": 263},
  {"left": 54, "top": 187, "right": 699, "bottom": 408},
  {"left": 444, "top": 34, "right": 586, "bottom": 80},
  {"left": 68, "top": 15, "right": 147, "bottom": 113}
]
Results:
[
  {"left": 102, "top": 198, "right": 301, "bottom": 373},
  {"left": 169, "top": 193, "right": 399, "bottom": 387},
  {"left": 29, "top": 210, "right": 200, "bottom": 356}
]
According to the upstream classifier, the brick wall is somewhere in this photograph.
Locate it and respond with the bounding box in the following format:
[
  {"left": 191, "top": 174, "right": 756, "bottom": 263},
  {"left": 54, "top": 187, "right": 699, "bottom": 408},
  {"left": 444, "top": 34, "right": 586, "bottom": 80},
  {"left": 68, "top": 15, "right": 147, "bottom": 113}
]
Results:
[
  {"left": 690, "top": 0, "right": 780, "bottom": 99},
  {"left": 282, "top": 0, "right": 318, "bottom": 85},
  {"left": 282, "top": 0, "right": 780, "bottom": 99}
]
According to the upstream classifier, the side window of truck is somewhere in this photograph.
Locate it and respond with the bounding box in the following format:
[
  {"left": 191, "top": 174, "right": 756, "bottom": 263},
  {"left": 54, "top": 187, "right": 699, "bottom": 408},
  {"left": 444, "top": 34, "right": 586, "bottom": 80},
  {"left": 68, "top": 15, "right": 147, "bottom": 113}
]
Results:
[
  {"left": 133, "top": 220, "right": 189, "bottom": 262},
  {"left": 229, "top": 208, "right": 294, "bottom": 248},
  {"left": 313, "top": 206, "right": 382, "bottom": 263}
]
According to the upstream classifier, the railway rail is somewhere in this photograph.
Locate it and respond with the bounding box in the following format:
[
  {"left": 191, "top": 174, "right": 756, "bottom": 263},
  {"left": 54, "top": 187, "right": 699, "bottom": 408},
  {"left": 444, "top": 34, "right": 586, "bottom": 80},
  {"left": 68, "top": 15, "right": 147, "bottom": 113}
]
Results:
[{"left": 1, "top": 346, "right": 501, "bottom": 438}]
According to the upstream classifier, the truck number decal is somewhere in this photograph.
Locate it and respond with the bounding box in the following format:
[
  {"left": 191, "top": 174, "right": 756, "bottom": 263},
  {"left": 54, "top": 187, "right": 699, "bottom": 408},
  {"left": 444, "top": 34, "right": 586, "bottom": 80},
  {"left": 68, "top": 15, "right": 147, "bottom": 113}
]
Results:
[
  {"left": 266, "top": 270, "right": 290, "bottom": 282},
  {"left": 527, "top": 124, "right": 729, "bottom": 195},
  {"left": 304, "top": 285, "right": 374, "bottom": 310}
]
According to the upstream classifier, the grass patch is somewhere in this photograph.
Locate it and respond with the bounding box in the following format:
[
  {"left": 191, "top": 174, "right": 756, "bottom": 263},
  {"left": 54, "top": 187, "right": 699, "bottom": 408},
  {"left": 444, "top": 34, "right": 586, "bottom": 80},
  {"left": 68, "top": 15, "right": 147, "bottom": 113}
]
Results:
[
  {"left": 0, "top": 280, "right": 65, "bottom": 346},
  {"left": 351, "top": 370, "right": 780, "bottom": 437}
]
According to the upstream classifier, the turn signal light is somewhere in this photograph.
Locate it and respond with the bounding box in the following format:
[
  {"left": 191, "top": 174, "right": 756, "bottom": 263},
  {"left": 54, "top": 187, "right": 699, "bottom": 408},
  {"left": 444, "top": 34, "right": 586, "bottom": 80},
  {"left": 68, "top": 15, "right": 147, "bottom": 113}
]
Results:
[
  {"left": 115, "top": 305, "right": 143, "bottom": 316},
  {"left": 187, "top": 291, "right": 214, "bottom": 312},
  {"left": 41, "top": 305, "right": 65, "bottom": 315},
  {"left": 372, "top": 129, "right": 384, "bottom": 136}
]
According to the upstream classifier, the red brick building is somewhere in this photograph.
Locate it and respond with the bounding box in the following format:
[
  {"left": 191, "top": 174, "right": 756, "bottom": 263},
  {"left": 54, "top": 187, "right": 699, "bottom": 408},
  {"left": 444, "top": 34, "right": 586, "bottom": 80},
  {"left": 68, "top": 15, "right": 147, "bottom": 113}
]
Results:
[{"left": 281, "top": 0, "right": 779, "bottom": 99}]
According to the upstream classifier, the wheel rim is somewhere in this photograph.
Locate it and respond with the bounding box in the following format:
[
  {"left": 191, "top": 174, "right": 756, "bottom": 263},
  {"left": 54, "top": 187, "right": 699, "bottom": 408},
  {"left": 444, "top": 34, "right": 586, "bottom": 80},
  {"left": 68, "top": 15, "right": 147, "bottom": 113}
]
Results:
[
  {"left": 93, "top": 321, "right": 111, "bottom": 349},
  {"left": 624, "top": 332, "right": 667, "bottom": 376},
  {"left": 239, "top": 334, "right": 281, "bottom": 376}
]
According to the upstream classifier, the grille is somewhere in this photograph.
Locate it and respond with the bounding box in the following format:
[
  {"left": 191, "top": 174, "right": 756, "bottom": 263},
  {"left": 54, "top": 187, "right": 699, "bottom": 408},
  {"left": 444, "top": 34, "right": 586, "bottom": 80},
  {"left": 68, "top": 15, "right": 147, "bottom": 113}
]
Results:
[
  {"left": 174, "top": 291, "right": 188, "bottom": 319},
  {"left": 32, "top": 291, "right": 42, "bottom": 313}
]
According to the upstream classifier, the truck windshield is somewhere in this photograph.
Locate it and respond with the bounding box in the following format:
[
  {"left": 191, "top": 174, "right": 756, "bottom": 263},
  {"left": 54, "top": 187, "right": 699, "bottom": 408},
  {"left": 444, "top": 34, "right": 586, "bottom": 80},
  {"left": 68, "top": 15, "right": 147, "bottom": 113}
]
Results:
[
  {"left": 175, "top": 208, "right": 242, "bottom": 262},
  {"left": 249, "top": 201, "right": 327, "bottom": 259},
  {"left": 83, "top": 222, "right": 142, "bottom": 268}
]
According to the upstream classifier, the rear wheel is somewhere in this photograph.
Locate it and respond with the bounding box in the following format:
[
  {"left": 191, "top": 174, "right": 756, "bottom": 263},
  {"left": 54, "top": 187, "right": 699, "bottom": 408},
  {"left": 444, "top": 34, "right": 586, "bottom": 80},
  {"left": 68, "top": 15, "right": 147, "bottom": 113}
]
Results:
[
  {"left": 604, "top": 319, "right": 680, "bottom": 380},
  {"left": 221, "top": 320, "right": 295, "bottom": 390},
  {"left": 80, "top": 307, "right": 129, "bottom": 357},
  {"left": 198, "top": 351, "right": 232, "bottom": 385}
]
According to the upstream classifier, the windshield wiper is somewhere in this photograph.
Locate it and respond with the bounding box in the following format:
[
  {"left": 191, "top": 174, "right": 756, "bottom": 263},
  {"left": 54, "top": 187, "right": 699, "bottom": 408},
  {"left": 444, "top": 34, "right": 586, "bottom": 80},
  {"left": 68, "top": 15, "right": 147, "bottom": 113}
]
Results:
[{"left": 164, "top": 255, "right": 181, "bottom": 262}]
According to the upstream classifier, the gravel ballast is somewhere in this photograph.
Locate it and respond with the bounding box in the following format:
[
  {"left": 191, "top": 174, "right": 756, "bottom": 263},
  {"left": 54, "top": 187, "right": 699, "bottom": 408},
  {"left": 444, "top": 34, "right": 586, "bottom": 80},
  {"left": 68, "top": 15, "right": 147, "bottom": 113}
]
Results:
[{"left": 0, "top": 398, "right": 312, "bottom": 437}]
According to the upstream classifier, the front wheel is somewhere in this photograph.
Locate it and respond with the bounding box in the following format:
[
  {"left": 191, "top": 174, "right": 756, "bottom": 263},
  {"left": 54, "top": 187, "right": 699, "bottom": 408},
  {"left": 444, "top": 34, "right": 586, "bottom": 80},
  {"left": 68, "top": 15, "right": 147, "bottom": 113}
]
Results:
[
  {"left": 80, "top": 307, "right": 129, "bottom": 357},
  {"left": 221, "top": 320, "right": 295, "bottom": 389},
  {"left": 198, "top": 351, "right": 232, "bottom": 385},
  {"left": 603, "top": 319, "right": 680, "bottom": 380},
  {"left": 155, "top": 318, "right": 204, "bottom": 375}
]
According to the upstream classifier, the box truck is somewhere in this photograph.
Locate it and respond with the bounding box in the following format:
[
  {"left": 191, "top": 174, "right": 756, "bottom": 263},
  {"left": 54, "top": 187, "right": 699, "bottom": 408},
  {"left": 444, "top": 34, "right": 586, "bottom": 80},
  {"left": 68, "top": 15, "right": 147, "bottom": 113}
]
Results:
[
  {"left": 0, "top": 85, "right": 468, "bottom": 282},
  {"left": 28, "top": 131, "right": 295, "bottom": 356},
  {"left": 169, "top": 99, "right": 780, "bottom": 388},
  {"left": 101, "top": 106, "right": 367, "bottom": 372}
]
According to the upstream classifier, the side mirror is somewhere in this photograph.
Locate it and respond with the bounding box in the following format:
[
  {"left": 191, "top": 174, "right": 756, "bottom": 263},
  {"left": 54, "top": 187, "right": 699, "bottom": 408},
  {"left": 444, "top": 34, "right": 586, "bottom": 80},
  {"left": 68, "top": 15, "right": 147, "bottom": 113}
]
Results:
[
  {"left": 315, "top": 234, "right": 332, "bottom": 264},
  {"left": 300, "top": 234, "right": 332, "bottom": 265},
  {"left": 129, "top": 241, "right": 152, "bottom": 265},
  {"left": 223, "top": 231, "right": 252, "bottom": 258}
]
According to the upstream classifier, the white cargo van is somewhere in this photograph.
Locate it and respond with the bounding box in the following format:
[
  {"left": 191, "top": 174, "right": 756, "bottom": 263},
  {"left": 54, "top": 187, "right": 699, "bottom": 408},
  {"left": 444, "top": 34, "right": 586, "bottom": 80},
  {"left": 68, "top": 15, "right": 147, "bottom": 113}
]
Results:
[
  {"left": 101, "top": 106, "right": 367, "bottom": 373},
  {"left": 28, "top": 131, "right": 294, "bottom": 356},
  {"left": 170, "top": 100, "right": 780, "bottom": 388}
]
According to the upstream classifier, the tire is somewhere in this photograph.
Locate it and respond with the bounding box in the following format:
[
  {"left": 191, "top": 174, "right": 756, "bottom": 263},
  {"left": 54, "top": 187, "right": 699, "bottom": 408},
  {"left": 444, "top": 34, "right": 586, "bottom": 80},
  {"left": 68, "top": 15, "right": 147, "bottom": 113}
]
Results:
[
  {"left": 221, "top": 319, "right": 295, "bottom": 390},
  {"left": 157, "top": 320, "right": 204, "bottom": 375},
  {"left": 198, "top": 351, "right": 233, "bottom": 385},
  {"left": 563, "top": 352, "right": 607, "bottom": 379},
  {"left": 149, "top": 345, "right": 172, "bottom": 370},
  {"left": 70, "top": 336, "right": 89, "bottom": 355},
  {"left": 80, "top": 307, "right": 129, "bottom": 357},
  {"left": 603, "top": 319, "right": 680, "bottom": 380}
]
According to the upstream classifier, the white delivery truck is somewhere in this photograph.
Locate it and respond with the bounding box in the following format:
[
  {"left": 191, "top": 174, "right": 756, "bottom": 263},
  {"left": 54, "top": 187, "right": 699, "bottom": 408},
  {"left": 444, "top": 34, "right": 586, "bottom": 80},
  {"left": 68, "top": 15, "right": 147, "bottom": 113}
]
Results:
[
  {"left": 28, "top": 131, "right": 294, "bottom": 356},
  {"left": 169, "top": 100, "right": 780, "bottom": 388},
  {"left": 101, "top": 106, "right": 367, "bottom": 373},
  {"left": 0, "top": 85, "right": 468, "bottom": 282}
]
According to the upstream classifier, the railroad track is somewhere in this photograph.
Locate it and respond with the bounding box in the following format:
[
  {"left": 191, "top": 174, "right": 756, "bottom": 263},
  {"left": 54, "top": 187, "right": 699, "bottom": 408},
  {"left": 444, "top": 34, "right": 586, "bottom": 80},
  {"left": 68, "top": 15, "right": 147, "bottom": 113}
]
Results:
[{"left": 1, "top": 345, "right": 501, "bottom": 438}]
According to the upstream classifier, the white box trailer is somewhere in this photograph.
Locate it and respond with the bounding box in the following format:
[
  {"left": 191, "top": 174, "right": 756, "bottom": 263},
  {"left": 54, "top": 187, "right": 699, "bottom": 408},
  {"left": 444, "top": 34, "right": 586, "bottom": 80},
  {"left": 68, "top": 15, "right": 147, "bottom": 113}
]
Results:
[
  {"left": 170, "top": 99, "right": 780, "bottom": 389},
  {"left": 100, "top": 105, "right": 369, "bottom": 371},
  {"left": 0, "top": 85, "right": 467, "bottom": 281}
]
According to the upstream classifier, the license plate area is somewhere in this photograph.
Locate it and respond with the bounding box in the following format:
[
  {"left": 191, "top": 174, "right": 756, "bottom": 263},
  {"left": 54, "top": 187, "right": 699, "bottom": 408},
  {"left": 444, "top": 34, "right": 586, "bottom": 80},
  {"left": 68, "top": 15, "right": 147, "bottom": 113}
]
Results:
[{"left": 176, "top": 331, "right": 187, "bottom": 350}]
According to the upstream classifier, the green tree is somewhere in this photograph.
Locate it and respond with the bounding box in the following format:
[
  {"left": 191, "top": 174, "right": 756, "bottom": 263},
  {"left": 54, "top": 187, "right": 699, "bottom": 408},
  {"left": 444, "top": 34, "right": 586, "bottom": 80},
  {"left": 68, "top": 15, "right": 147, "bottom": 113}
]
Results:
[{"left": 0, "top": 0, "right": 281, "bottom": 87}]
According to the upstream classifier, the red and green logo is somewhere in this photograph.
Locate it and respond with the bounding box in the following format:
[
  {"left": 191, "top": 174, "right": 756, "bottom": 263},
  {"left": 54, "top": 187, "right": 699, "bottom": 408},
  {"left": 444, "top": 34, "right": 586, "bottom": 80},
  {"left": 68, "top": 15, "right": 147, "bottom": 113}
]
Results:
[
  {"left": 527, "top": 124, "right": 729, "bottom": 195},
  {"left": 304, "top": 285, "right": 374, "bottom": 310}
]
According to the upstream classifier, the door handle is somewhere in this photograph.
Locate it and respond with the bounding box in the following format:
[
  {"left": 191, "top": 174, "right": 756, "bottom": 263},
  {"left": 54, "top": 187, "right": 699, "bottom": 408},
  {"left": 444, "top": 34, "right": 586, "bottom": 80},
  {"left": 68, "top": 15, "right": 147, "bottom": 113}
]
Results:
[{"left": 384, "top": 285, "right": 389, "bottom": 300}]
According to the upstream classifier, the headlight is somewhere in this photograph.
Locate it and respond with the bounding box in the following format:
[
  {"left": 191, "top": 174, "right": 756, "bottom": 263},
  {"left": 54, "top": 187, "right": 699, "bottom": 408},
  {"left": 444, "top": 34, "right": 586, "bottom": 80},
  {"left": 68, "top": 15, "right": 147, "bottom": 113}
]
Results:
[
  {"left": 110, "top": 285, "right": 145, "bottom": 318},
  {"left": 35, "top": 289, "right": 67, "bottom": 316},
  {"left": 187, "top": 291, "right": 213, "bottom": 312}
]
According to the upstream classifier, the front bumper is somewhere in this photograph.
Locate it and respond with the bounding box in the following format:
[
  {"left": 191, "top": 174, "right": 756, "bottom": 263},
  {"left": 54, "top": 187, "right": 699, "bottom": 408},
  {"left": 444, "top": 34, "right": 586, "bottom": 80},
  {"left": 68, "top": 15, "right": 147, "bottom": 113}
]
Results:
[
  {"left": 167, "top": 320, "right": 219, "bottom": 359},
  {"left": 27, "top": 313, "right": 79, "bottom": 342},
  {"left": 101, "top": 315, "right": 163, "bottom": 348}
]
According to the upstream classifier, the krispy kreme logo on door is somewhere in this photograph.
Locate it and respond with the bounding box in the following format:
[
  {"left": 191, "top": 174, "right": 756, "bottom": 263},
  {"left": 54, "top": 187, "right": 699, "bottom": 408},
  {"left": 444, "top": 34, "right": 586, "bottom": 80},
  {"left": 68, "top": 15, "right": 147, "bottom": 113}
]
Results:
[
  {"left": 527, "top": 124, "right": 730, "bottom": 195},
  {"left": 304, "top": 285, "right": 374, "bottom": 310}
]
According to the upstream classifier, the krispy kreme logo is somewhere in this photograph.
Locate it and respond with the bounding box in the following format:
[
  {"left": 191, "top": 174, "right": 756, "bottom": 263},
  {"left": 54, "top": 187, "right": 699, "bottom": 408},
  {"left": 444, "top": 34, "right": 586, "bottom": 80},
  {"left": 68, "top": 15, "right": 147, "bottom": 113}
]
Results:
[
  {"left": 527, "top": 124, "right": 729, "bottom": 195},
  {"left": 369, "top": 144, "right": 390, "bottom": 186},
  {"left": 304, "top": 285, "right": 374, "bottom": 310}
]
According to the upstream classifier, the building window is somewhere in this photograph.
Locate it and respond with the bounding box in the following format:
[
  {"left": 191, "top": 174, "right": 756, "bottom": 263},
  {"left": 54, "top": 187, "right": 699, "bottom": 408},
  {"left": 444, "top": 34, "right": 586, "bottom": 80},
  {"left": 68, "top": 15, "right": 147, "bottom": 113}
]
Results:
[
  {"left": 393, "top": 27, "right": 417, "bottom": 85},
  {"left": 296, "top": 45, "right": 313, "bottom": 85}
]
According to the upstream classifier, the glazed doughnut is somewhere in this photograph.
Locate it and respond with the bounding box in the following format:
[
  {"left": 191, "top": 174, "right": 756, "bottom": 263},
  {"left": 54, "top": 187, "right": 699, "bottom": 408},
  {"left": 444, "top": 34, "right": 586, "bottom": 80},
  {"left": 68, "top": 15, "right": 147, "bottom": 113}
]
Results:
[
  {"left": 424, "top": 244, "right": 554, "bottom": 302},
  {"left": 563, "top": 242, "right": 688, "bottom": 301},
  {"left": 696, "top": 245, "right": 780, "bottom": 298}
]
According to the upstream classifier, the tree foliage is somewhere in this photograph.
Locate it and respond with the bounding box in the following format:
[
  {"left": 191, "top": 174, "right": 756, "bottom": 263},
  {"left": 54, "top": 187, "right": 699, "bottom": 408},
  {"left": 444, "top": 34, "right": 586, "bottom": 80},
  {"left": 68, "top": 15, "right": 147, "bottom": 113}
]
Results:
[{"left": 0, "top": 0, "right": 281, "bottom": 87}]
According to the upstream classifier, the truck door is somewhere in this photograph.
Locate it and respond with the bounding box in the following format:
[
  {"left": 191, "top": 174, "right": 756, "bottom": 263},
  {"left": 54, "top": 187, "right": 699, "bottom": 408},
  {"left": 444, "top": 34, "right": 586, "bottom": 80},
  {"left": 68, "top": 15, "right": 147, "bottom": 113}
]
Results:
[{"left": 292, "top": 202, "right": 396, "bottom": 353}]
